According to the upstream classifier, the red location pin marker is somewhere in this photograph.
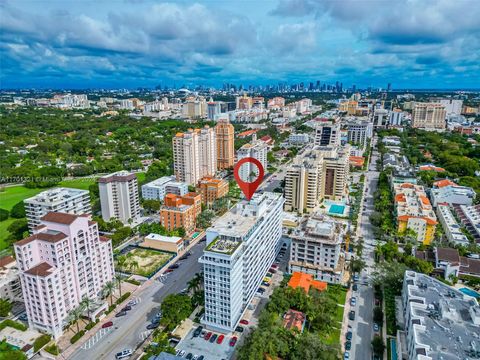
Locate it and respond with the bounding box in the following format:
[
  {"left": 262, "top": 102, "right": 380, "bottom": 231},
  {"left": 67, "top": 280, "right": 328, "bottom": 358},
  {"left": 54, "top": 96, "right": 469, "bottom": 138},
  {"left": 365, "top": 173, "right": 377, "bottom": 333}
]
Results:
[{"left": 234, "top": 157, "right": 265, "bottom": 201}]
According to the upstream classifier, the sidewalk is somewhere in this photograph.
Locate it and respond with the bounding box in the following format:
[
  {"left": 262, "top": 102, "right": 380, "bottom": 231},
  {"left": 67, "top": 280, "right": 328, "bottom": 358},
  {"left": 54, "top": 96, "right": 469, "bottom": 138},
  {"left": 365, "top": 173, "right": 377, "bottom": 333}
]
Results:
[{"left": 58, "top": 232, "right": 205, "bottom": 359}]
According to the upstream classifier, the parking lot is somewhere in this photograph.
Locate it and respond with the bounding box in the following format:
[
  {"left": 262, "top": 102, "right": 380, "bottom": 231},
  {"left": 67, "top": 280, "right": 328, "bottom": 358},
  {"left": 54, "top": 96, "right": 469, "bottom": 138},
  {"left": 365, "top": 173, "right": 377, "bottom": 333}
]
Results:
[{"left": 175, "top": 327, "right": 240, "bottom": 360}]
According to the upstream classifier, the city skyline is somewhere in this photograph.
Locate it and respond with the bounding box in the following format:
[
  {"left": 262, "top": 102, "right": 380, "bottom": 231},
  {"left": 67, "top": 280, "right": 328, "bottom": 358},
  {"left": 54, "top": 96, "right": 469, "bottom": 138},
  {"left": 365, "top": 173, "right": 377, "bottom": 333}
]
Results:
[{"left": 1, "top": 0, "right": 480, "bottom": 89}]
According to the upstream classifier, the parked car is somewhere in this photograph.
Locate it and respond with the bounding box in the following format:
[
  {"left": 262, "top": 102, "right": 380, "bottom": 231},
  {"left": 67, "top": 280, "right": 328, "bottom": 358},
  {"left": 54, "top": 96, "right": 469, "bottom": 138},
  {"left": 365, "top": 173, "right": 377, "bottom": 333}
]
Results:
[
  {"left": 271, "top": 264, "right": 279, "bottom": 269},
  {"left": 346, "top": 331, "right": 353, "bottom": 340},
  {"left": 193, "top": 326, "right": 203, "bottom": 337},
  {"left": 115, "top": 349, "right": 133, "bottom": 359},
  {"left": 350, "top": 297, "right": 357, "bottom": 306},
  {"left": 115, "top": 311, "right": 127, "bottom": 317},
  {"left": 121, "top": 305, "right": 132, "bottom": 312},
  {"left": 209, "top": 334, "right": 218, "bottom": 343},
  {"left": 374, "top": 298, "right": 380, "bottom": 306},
  {"left": 180, "top": 254, "right": 188, "bottom": 260},
  {"left": 266, "top": 273, "right": 273, "bottom": 278},
  {"left": 102, "top": 321, "right": 113, "bottom": 328},
  {"left": 344, "top": 351, "right": 350, "bottom": 359},
  {"left": 168, "top": 264, "right": 179, "bottom": 269},
  {"left": 235, "top": 326, "right": 244, "bottom": 333},
  {"left": 18, "top": 314, "right": 28, "bottom": 321},
  {"left": 192, "top": 356, "right": 199, "bottom": 360},
  {"left": 217, "top": 335, "right": 225, "bottom": 344},
  {"left": 353, "top": 274, "right": 359, "bottom": 282},
  {"left": 127, "top": 300, "right": 137, "bottom": 306},
  {"left": 269, "top": 268, "right": 277, "bottom": 274},
  {"left": 186, "top": 353, "right": 193, "bottom": 360},
  {"left": 345, "top": 341, "right": 351, "bottom": 350},
  {"left": 204, "top": 332, "right": 212, "bottom": 341},
  {"left": 262, "top": 282, "right": 270, "bottom": 287},
  {"left": 229, "top": 336, "right": 238, "bottom": 347},
  {"left": 348, "top": 311, "right": 355, "bottom": 321},
  {"left": 352, "top": 284, "right": 358, "bottom": 291},
  {"left": 147, "top": 322, "right": 159, "bottom": 330},
  {"left": 197, "top": 356, "right": 204, "bottom": 360},
  {"left": 240, "top": 319, "right": 249, "bottom": 325},
  {"left": 373, "top": 323, "right": 380, "bottom": 332},
  {"left": 178, "top": 350, "right": 186, "bottom": 357}
]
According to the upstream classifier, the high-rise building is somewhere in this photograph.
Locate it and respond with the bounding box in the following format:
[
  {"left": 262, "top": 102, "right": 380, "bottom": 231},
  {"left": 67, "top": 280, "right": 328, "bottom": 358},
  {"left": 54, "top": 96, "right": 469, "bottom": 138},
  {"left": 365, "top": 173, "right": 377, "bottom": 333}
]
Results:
[
  {"left": 99, "top": 171, "right": 140, "bottom": 224},
  {"left": 200, "top": 192, "right": 284, "bottom": 332},
  {"left": 14, "top": 213, "right": 114, "bottom": 338},
  {"left": 24, "top": 188, "right": 91, "bottom": 232},
  {"left": 267, "top": 97, "right": 285, "bottom": 110},
  {"left": 236, "top": 135, "right": 268, "bottom": 182},
  {"left": 345, "top": 121, "right": 371, "bottom": 147},
  {"left": 373, "top": 108, "right": 389, "bottom": 128},
  {"left": 314, "top": 122, "right": 340, "bottom": 146},
  {"left": 389, "top": 109, "right": 404, "bottom": 126},
  {"left": 207, "top": 101, "right": 222, "bottom": 120},
  {"left": 436, "top": 99, "right": 463, "bottom": 115},
  {"left": 411, "top": 102, "right": 446, "bottom": 130},
  {"left": 141, "top": 176, "right": 188, "bottom": 201},
  {"left": 320, "top": 146, "right": 350, "bottom": 200},
  {"left": 215, "top": 119, "right": 235, "bottom": 170},
  {"left": 173, "top": 126, "right": 217, "bottom": 185},
  {"left": 236, "top": 95, "right": 253, "bottom": 110},
  {"left": 0, "top": 255, "right": 23, "bottom": 302},
  {"left": 182, "top": 97, "right": 207, "bottom": 118},
  {"left": 339, "top": 100, "right": 358, "bottom": 115},
  {"left": 288, "top": 213, "right": 345, "bottom": 284}
]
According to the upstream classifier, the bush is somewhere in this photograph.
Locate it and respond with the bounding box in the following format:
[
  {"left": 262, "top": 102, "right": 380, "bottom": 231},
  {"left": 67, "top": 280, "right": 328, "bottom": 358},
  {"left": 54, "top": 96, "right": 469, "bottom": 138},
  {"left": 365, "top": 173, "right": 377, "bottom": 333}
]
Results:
[
  {"left": 105, "top": 304, "right": 116, "bottom": 315},
  {"left": 0, "top": 319, "right": 28, "bottom": 331},
  {"left": 115, "top": 292, "right": 131, "bottom": 305},
  {"left": 70, "top": 330, "right": 86, "bottom": 344},
  {"left": 44, "top": 343, "right": 60, "bottom": 355},
  {"left": 10, "top": 201, "right": 26, "bottom": 218},
  {"left": 33, "top": 334, "right": 51, "bottom": 352},
  {"left": 125, "top": 278, "right": 141, "bottom": 286},
  {"left": 85, "top": 321, "right": 98, "bottom": 330},
  {"left": 0, "top": 208, "right": 9, "bottom": 221}
]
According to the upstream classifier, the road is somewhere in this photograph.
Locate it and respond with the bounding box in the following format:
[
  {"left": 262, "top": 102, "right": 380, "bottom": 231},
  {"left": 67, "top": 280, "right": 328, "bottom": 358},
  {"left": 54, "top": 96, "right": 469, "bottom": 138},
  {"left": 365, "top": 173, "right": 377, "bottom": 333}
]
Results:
[
  {"left": 68, "top": 241, "right": 205, "bottom": 360},
  {"left": 350, "top": 139, "right": 380, "bottom": 360}
]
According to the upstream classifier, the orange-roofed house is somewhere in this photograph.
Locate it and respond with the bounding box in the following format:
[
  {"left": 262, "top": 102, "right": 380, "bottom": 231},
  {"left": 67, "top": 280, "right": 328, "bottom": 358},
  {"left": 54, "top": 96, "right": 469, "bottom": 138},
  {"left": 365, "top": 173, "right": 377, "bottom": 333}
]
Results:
[
  {"left": 237, "top": 129, "right": 258, "bottom": 138},
  {"left": 283, "top": 309, "right": 306, "bottom": 333},
  {"left": 419, "top": 164, "right": 446, "bottom": 172},
  {"left": 433, "top": 179, "right": 457, "bottom": 188},
  {"left": 288, "top": 272, "right": 328, "bottom": 293},
  {"left": 349, "top": 156, "right": 365, "bottom": 168}
]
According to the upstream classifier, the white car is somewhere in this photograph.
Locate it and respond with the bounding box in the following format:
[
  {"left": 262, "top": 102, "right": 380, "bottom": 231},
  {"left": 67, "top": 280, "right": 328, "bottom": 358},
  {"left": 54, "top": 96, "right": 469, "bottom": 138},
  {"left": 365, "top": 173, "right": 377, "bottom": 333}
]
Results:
[{"left": 115, "top": 349, "right": 133, "bottom": 359}]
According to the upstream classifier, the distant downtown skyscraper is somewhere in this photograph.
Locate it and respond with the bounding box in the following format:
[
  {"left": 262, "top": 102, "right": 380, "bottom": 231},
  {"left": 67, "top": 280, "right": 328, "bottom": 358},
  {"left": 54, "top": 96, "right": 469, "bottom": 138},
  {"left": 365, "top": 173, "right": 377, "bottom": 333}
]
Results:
[
  {"left": 215, "top": 119, "right": 235, "bottom": 170},
  {"left": 173, "top": 126, "right": 217, "bottom": 185}
]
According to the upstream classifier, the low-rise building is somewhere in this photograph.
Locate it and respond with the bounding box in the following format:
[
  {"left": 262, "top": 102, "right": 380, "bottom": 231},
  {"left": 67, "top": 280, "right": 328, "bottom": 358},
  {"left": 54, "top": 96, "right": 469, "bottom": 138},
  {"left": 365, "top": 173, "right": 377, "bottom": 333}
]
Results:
[
  {"left": 0, "top": 256, "right": 23, "bottom": 302},
  {"left": 436, "top": 204, "right": 469, "bottom": 246},
  {"left": 142, "top": 233, "right": 183, "bottom": 254},
  {"left": 394, "top": 183, "right": 437, "bottom": 245},
  {"left": 288, "top": 133, "right": 310, "bottom": 145},
  {"left": 283, "top": 309, "right": 306, "bottom": 333},
  {"left": 24, "top": 188, "right": 91, "bottom": 232},
  {"left": 288, "top": 213, "right": 345, "bottom": 284},
  {"left": 453, "top": 204, "right": 480, "bottom": 243},
  {"left": 287, "top": 271, "right": 327, "bottom": 293},
  {"left": 141, "top": 176, "right": 188, "bottom": 201},
  {"left": 398, "top": 271, "right": 480, "bottom": 360},
  {"left": 159, "top": 193, "right": 201, "bottom": 234},
  {"left": 197, "top": 176, "right": 229, "bottom": 205},
  {"left": 431, "top": 179, "right": 476, "bottom": 207}
]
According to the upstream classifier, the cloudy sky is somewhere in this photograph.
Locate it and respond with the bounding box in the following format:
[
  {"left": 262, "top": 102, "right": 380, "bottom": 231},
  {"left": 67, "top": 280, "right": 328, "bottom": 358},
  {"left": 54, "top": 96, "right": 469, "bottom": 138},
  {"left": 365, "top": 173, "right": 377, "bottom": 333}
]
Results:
[{"left": 1, "top": 0, "right": 479, "bottom": 89}]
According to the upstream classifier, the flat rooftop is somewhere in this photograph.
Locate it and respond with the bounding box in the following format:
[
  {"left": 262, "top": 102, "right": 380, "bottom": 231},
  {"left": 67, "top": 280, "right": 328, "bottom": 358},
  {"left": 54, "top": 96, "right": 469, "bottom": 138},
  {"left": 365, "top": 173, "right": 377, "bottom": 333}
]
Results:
[
  {"left": 145, "top": 233, "right": 182, "bottom": 243},
  {"left": 291, "top": 213, "right": 341, "bottom": 244},
  {"left": 25, "top": 187, "right": 88, "bottom": 205}
]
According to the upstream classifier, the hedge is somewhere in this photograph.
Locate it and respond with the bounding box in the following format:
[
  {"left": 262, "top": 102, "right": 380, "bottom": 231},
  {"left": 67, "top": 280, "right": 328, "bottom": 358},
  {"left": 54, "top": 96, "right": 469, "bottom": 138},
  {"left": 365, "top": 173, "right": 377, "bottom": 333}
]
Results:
[
  {"left": 115, "top": 292, "right": 131, "bottom": 305},
  {"left": 125, "top": 278, "right": 141, "bottom": 286},
  {"left": 33, "top": 334, "right": 51, "bottom": 352},
  {"left": 0, "top": 319, "right": 27, "bottom": 332},
  {"left": 85, "top": 320, "right": 98, "bottom": 330},
  {"left": 70, "top": 330, "right": 86, "bottom": 344},
  {"left": 44, "top": 343, "right": 60, "bottom": 355},
  {"left": 105, "top": 304, "right": 117, "bottom": 315}
]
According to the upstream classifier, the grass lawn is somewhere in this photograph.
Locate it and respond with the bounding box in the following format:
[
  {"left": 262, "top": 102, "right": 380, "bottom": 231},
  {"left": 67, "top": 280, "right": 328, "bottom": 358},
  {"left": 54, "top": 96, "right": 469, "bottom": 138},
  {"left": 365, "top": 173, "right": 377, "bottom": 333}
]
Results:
[
  {"left": 322, "top": 327, "right": 341, "bottom": 345},
  {"left": 117, "top": 247, "right": 172, "bottom": 278},
  {"left": 0, "top": 218, "right": 15, "bottom": 250},
  {"left": 0, "top": 186, "right": 44, "bottom": 210},
  {"left": 58, "top": 177, "right": 97, "bottom": 190}
]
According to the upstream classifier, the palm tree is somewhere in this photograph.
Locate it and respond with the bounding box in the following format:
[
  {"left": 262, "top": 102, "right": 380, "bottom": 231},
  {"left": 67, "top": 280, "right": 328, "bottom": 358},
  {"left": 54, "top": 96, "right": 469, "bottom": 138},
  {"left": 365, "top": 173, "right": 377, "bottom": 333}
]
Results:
[
  {"left": 102, "top": 281, "right": 116, "bottom": 306},
  {"left": 116, "top": 255, "right": 127, "bottom": 273},
  {"left": 187, "top": 272, "right": 204, "bottom": 293},
  {"left": 80, "top": 297, "right": 93, "bottom": 321},
  {"left": 67, "top": 306, "right": 84, "bottom": 333},
  {"left": 128, "top": 260, "right": 139, "bottom": 274},
  {"left": 115, "top": 273, "right": 123, "bottom": 298}
]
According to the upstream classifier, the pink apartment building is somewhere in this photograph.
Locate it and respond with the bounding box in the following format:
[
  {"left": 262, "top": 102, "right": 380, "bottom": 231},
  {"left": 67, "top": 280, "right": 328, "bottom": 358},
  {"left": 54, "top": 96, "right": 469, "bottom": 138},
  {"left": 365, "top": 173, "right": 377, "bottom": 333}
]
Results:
[{"left": 14, "top": 212, "right": 114, "bottom": 338}]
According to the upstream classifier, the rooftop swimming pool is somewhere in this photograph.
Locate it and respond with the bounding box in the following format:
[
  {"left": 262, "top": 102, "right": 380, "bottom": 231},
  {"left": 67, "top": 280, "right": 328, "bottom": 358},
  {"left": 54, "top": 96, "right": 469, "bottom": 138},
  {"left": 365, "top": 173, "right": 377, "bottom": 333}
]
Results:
[
  {"left": 459, "top": 287, "right": 480, "bottom": 299},
  {"left": 329, "top": 204, "right": 346, "bottom": 215}
]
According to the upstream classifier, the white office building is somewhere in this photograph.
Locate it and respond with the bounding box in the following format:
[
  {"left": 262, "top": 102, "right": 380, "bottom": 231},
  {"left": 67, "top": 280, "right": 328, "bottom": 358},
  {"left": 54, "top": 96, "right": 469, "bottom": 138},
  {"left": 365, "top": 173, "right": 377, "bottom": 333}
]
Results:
[
  {"left": 436, "top": 204, "right": 469, "bottom": 246},
  {"left": 236, "top": 136, "right": 268, "bottom": 182},
  {"left": 200, "top": 192, "right": 284, "bottom": 333},
  {"left": 288, "top": 213, "right": 345, "bottom": 284},
  {"left": 436, "top": 99, "right": 463, "bottom": 115},
  {"left": 141, "top": 176, "right": 188, "bottom": 201},
  {"left": 99, "top": 171, "right": 140, "bottom": 224},
  {"left": 345, "top": 120, "right": 370, "bottom": 147},
  {"left": 24, "top": 188, "right": 91, "bottom": 232},
  {"left": 389, "top": 109, "right": 404, "bottom": 126},
  {"left": 314, "top": 122, "right": 340, "bottom": 146},
  {"left": 431, "top": 183, "right": 476, "bottom": 207}
]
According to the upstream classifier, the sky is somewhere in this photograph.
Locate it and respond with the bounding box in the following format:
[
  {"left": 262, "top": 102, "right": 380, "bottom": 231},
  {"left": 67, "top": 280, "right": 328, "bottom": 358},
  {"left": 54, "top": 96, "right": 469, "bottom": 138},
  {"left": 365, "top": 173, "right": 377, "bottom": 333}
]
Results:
[{"left": 1, "top": 0, "right": 479, "bottom": 89}]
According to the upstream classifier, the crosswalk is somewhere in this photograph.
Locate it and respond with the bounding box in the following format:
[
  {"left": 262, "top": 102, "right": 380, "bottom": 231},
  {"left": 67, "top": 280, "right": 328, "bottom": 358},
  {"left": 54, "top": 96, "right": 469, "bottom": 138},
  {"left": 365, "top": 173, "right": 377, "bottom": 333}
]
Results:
[
  {"left": 81, "top": 327, "right": 113, "bottom": 350},
  {"left": 139, "top": 330, "right": 153, "bottom": 341}
]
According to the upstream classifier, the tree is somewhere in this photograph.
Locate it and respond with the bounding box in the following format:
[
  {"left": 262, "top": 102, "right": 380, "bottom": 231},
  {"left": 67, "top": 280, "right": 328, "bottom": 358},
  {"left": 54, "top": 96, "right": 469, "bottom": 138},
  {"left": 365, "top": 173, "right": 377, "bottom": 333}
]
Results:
[
  {"left": 160, "top": 294, "right": 193, "bottom": 331},
  {"left": 102, "top": 281, "right": 116, "bottom": 306},
  {"left": 7, "top": 219, "right": 29, "bottom": 241},
  {"left": 80, "top": 297, "right": 93, "bottom": 321},
  {"left": 371, "top": 335, "right": 385, "bottom": 355},
  {"left": 292, "top": 333, "right": 339, "bottom": 360},
  {"left": 115, "top": 273, "right": 124, "bottom": 297},
  {"left": 143, "top": 199, "right": 161, "bottom": 213},
  {"left": 0, "top": 340, "right": 27, "bottom": 360},
  {"left": 351, "top": 258, "right": 366, "bottom": 274},
  {"left": 373, "top": 306, "right": 383, "bottom": 324},
  {"left": 0, "top": 298, "right": 12, "bottom": 317},
  {"left": 0, "top": 208, "right": 9, "bottom": 221},
  {"left": 67, "top": 306, "right": 84, "bottom": 333},
  {"left": 10, "top": 201, "right": 26, "bottom": 218},
  {"left": 187, "top": 272, "right": 204, "bottom": 293}
]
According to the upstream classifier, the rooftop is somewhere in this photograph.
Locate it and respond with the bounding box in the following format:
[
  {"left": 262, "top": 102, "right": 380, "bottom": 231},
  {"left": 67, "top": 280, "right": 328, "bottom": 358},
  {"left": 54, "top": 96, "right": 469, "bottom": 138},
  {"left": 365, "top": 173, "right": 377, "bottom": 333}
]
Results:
[
  {"left": 288, "top": 272, "right": 328, "bottom": 293},
  {"left": 290, "top": 213, "right": 341, "bottom": 244},
  {"left": 98, "top": 170, "right": 136, "bottom": 183},
  {"left": 145, "top": 233, "right": 182, "bottom": 244},
  {"left": 25, "top": 187, "right": 88, "bottom": 205}
]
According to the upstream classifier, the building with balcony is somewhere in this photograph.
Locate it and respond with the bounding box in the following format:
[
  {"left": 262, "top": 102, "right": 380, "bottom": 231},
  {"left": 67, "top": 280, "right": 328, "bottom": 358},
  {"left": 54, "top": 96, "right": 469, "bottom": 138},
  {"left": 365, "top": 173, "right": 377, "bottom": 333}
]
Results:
[
  {"left": 436, "top": 204, "right": 469, "bottom": 246},
  {"left": 13, "top": 212, "right": 114, "bottom": 338},
  {"left": 430, "top": 179, "right": 476, "bottom": 207},
  {"left": 141, "top": 176, "right": 188, "bottom": 201},
  {"left": 411, "top": 102, "right": 446, "bottom": 130},
  {"left": 0, "top": 255, "right": 23, "bottom": 302},
  {"left": 215, "top": 119, "right": 235, "bottom": 170},
  {"left": 99, "top": 171, "right": 140, "bottom": 224},
  {"left": 24, "top": 188, "right": 91, "bottom": 232},
  {"left": 197, "top": 176, "right": 229, "bottom": 206},
  {"left": 160, "top": 193, "right": 201, "bottom": 234},
  {"left": 236, "top": 135, "right": 268, "bottom": 182},
  {"left": 200, "top": 192, "right": 284, "bottom": 333}
]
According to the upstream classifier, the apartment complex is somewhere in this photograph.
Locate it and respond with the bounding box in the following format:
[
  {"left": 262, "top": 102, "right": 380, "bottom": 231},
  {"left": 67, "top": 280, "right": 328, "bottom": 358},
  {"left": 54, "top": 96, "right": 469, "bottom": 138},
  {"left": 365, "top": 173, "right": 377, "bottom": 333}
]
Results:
[
  {"left": 313, "top": 122, "right": 340, "bottom": 146},
  {"left": 198, "top": 176, "right": 229, "bottom": 206},
  {"left": 200, "top": 192, "right": 284, "bottom": 333},
  {"left": 24, "top": 187, "right": 91, "bottom": 231},
  {"left": 430, "top": 179, "right": 476, "bottom": 207},
  {"left": 453, "top": 204, "right": 480, "bottom": 243},
  {"left": 0, "top": 255, "right": 23, "bottom": 302},
  {"left": 288, "top": 133, "right": 310, "bottom": 145},
  {"left": 394, "top": 183, "right": 437, "bottom": 245},
  {"left": 182, "top": 97, "right": 207, "bottom": 118},
  {"left": 14, "top": 213, "right": 114, "bottom": 338},
  {"left": 99, "top": 171, "right": 140, "bottom": 224},
  {"left": 411, "top": 102, "right": 446, "bottom": 130},
  {"left": 288, "top": 213, "right": 344, "bottom": 284},
  {"left": 160, "top": 193, "right": 201, "bottom": 234},
  {"left": 141, "top": 176, "right": 188, "bottom": 201},
  {"left": 215, "top": 119, "right": 235, "bottom": 170},
  {"left": 284, "top": 146, "right": 350, "bottom": 212},
  {"left": 236, "top": 136, "right": 268, "bottom": 182},
  {"left": 339, "top": 100, "right": 358, "bottom": 115},
  {"left": 345, "top": 120, "right": 371, "bottom": 147},
  {"left": 436, "top": 204, "right": 469, "bottom": 246},
  {"left": 173, "top": 126, "right": 217, "bottom": 185},
  {"left": 398, "top": 271, "right": 480, "bottom": 360}
]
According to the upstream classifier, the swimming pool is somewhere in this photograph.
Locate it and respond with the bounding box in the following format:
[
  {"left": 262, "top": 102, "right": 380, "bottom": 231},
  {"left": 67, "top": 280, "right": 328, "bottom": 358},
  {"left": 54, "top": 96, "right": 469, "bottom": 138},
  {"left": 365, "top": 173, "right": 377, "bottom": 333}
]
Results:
[
  {"left": 329, "top": 204, "right": 346, "bottom": 215},
  {"left": 459, "top": 287, "right": 480, "bottom": 298},
  {"left": 390, "top": 339, "right": 397, "bottom": 360}
]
